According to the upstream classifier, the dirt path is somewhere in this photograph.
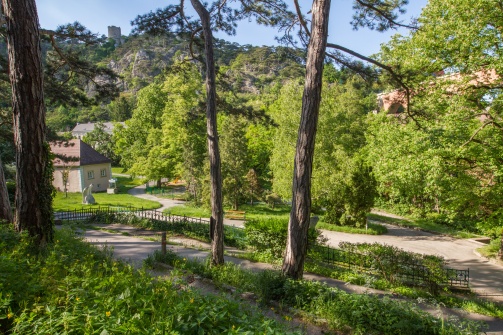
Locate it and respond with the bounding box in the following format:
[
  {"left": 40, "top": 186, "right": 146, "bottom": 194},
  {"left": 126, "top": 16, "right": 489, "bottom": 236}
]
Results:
[{"left": 127, "top": 184, "right": 503, "bottom": 301}]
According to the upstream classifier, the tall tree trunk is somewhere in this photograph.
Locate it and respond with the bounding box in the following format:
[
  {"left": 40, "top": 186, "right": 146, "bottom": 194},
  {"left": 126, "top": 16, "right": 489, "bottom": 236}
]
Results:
[
  {"left": 499, "top": 231, "right": 503, "bottom": 261},
  {"left": 2, "top": 0, "right": 53, "bottom": 245},
  {"left": 282, "top": 0, "right": 331, "bottom": 279},
  {"left": 190, "top": 0, "right": 224, "bottom": 265},
  {"left": 0, "top": 155, "right": 13, "bottom": 222}
]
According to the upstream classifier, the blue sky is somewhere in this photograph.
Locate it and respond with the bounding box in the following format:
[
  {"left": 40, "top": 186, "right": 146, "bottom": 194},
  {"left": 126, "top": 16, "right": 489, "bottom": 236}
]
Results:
[{"left": 36, "top": 0, "right": 427, "bottom": 56}]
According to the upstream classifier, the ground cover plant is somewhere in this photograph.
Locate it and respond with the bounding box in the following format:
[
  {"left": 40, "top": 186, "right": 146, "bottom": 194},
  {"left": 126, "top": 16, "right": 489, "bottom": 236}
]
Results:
[
  {"left": 0, "top": 225, "right": 298, "bottom": 334},
  {"left": 145, "top": 249, "right": 482, "bottom": 334},
  {"left": 79, "top": 210, "right": 503, "bottom": 320}
]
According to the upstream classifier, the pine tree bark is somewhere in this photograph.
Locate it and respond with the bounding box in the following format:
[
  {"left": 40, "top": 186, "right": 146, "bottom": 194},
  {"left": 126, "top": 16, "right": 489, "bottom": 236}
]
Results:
[
  {"left": 2, "top": 0, "right": 53, "bottom": 245},
  {"left": 0, "top": 155, "right": 13, "bottom": 222},
  {"left": 190, "top": 0, "right": 224, "bottom": 265},
  {"left": 499, "top": 232, "right": 503, "bottom": 260},
  {"left": 282, "top": 0, "right": 331, "bottom": 279}
]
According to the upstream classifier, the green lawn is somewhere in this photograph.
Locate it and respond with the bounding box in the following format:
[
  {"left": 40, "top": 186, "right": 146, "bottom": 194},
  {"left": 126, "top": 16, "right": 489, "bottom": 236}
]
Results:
[
  {"left": 164, "top": 203, "right": 291, "bottom": 220},
  {"left": 53, "top": 175, "right": 159, "bottom": 212},
  {"left": 111, "top": 167, "right": 129, "bottom": 175},
  {"left": 317, "top": 221, "right": 387, "bottom": 235},
  {"left": 367, "top": 212, "right": 482, "bottom": 238},
  {"left": 53, "top": 192, "right": 160, "bottom": 211},
  {"left": 165, "top": 203, "right": 387, "bottom": 235}
]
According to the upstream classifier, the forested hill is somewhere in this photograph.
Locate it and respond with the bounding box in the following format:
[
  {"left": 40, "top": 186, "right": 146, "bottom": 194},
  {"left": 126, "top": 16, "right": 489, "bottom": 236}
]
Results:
[{"left": 103, "top": 34, "right": 306, "bottom": 94}]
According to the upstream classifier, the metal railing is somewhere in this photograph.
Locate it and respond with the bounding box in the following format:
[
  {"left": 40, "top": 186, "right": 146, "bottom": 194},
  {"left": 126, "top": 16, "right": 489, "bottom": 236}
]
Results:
[
  {"left": 55, "top": 206, "right": 210, "bottom": 225},
  {"left": 311, "top": 245, "right": 469, "bottom": 289},
  {"left": 56, "top": 207, "right": 469, "bottom": 289}
]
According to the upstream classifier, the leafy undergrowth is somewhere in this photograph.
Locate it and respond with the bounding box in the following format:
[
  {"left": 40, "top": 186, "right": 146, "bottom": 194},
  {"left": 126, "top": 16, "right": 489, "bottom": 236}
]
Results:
[
  {"left": 0, "top": 225, "right": 299, "bottom": 334},
  {"left": 83, "top": 212, "right": 503, "bottom": 321},
  {"left": 477, "top": 239, "right": 501, "bottom": 259},
  {"left": 146, "top": 250, "right": 483, "bottom": 335}
]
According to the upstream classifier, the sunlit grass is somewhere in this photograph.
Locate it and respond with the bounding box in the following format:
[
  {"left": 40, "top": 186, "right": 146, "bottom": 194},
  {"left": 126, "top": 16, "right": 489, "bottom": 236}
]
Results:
[
  {"left": 111, "top": 166, "right": 128, "bottom": 175},
  {"left": 368, "top": 212, "right": 481, "bottom": 238},
  {"left": 52, "top": 192, "right": 160, "bottom": 211},
  {"left": 317, "top": 221, "right": 387, "bottom": 235},
  {"left": 53, "top": 175, "right": 159, "bottom": 211}
]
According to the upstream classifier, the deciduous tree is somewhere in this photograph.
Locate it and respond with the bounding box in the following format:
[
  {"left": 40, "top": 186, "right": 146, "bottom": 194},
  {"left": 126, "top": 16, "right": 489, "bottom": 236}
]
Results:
[{"left": 132, "top": 0, "right": 292, "bottom": 265}]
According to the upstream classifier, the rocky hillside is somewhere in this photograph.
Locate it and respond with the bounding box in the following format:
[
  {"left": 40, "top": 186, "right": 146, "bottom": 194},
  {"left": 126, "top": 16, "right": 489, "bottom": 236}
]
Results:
[{"left": 102, "top": 34, "right": 306, "bottom": 94}]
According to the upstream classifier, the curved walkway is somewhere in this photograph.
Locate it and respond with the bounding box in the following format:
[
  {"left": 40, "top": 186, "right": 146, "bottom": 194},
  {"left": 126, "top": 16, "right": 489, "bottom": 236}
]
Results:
[
  {"left": 128, "top": 184, "right": 503, "bottom": 301},
  {"left": 81, "top": 225, "right": 503, "bottom": 334}
]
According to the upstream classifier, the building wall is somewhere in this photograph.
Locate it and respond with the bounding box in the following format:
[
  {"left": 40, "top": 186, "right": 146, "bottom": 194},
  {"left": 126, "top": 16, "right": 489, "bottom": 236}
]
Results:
[
  {"left": 81, "top": 163, "right": 112, "bottom": 192},
  {"left": 53, "top": 163, "right": 111, "bottom": 193},
  {"left": 53, "top": 167, "right": 82, "bottom": 193}
]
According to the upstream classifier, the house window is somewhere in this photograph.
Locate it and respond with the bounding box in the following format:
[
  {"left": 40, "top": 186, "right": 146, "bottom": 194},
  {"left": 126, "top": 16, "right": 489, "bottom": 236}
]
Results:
[
  {"left": 88, "top": 170, "right": 94, "bottom": 179},
  {"left": 100, "top": 169, "right": 107, "bottom": 177}
]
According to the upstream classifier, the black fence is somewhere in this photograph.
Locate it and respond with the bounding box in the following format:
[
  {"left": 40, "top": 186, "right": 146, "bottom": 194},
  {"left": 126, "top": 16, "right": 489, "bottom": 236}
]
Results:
[
  {"left": 55, "top": 206, "right": 210, "bottom": 226},
  {"left": 56, "top": 207, "right": 469, "bottom": 289},
  {"left": 311, "top": 245, "right": 469, "bottom": 289}
]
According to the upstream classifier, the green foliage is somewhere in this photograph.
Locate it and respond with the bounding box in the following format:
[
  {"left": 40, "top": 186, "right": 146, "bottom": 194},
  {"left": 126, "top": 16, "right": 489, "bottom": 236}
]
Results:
[
  {"left": 338, "top": 242, "right": 448, "bottom": 294},
  {"left": 147, "top": 242, "right": 481, "bottom": 335},
  {"left": 82, "top": 121, "right": 119, "bottom": 163},
  {"left": 304, "top": 288, "right": 481, "bottom": 335},
  {"left": 265, "top": 193, "right": 283, "bottom": 209},
  {"left": 220, "top": 115, "right": 249, "bottom": 209},
  {"left": 269, "top": 77, "right": 376, "bottom": 223},
  {"left": 244, "top": 218, "right": 288, "bottom": 258},
  {"left": 245, "top": 218, "right": 321, "bottom": 259},
  {"left": 1, "top": 226, "right": 294, "bottom": 334},
  {"left": 107, "top": 94, "right": 135, "bottom": 122},
  {"left": 372, "top": 0, "right": 503, "bottom": 247},
  {"left": 324, "top": 158, "right": 377, "bottom": 227}
]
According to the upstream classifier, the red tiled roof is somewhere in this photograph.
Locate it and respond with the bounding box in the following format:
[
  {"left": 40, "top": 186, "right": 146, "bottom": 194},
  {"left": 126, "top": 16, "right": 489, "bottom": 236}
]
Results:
[{"left": 50, "top": 139, "right": 111, "bottom": 167}]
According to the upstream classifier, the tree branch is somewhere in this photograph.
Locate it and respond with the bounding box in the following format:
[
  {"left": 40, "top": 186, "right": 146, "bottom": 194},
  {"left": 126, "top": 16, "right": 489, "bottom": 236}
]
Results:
[{"left": 354, "top": 0, "right": 418, "bottom": 30}]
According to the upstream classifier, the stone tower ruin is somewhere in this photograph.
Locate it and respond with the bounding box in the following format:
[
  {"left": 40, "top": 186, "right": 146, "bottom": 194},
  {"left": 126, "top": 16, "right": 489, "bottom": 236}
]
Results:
[{"left": 107, "top": 26, "right": 122, "bottom": 46}]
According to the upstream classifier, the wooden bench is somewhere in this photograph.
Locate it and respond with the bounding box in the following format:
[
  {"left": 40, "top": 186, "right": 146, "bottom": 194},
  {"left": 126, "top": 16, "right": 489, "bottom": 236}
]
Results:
[{"left": 224, "top": 210, "right": 246, "bottom": 220}]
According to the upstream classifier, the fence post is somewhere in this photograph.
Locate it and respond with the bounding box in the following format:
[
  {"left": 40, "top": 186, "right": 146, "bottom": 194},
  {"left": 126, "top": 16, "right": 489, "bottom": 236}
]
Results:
[{"left": 161, "top": 232, "right": 166, "bottom": 255}]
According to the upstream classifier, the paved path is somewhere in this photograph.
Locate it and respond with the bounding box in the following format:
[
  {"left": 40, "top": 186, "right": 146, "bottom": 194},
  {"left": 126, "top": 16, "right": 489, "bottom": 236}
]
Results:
[
  {"left": 80, "top": 225, "right": 503, "bottom": 334},
  {"left": 129, "top": 183, "right": 503, "bottom": 301},
  {"left": 323, "top": 224, "right": 503, "bottom": 300}
]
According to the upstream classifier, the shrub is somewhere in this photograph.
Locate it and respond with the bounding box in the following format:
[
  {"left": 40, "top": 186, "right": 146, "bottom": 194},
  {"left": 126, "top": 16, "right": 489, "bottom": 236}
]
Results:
[
  {"left": 324, "top": 159, "right": 377, "bottom": 228},
  {"left": 245, "top": 218, "right": 322, "bottom": 259},
  {"left": 338, "top": 242, "right": 448, "bottom": 294},
  {"left": 245, "top": 218, "right": 288, "bottom": 258}
]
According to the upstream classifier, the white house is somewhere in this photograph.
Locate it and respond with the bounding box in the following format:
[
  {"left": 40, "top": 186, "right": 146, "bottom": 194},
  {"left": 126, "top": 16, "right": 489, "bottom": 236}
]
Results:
[{"left": 50, "top": 139, "right": 112, "bottom": 193}]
